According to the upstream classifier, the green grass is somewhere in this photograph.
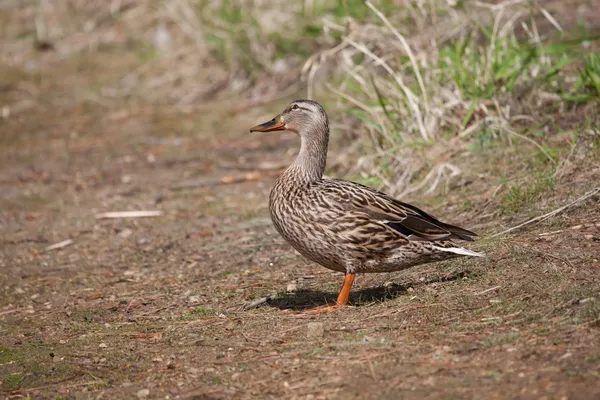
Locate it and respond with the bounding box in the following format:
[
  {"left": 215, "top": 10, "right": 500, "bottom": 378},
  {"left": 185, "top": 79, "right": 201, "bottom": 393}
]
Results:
[
  {"left": 191, "top": 0, "right": 403, "bottom": 78},
  {"left": 440, "top": 33, "right": 540, "bottom": 100},
  {"left": 181, "top": 306, "right": 214, "bottom": 320},
  {"left": 480, "top": 332, "right": 520, "bottom": 349},
  {"left": 562, "top": 53, "right": 600, "bottom": 103},
  {"left": 3, "top": 373, "right": 24, "bottom": 391},
  {"left": 587, "top": 353, "right": 600, "bottom": 364},
  {"left": 500, "top": 172, "right": 557, "bottom": 214},
  {"left": 317, "top": 2, "right": 600, "bottom": 198}
]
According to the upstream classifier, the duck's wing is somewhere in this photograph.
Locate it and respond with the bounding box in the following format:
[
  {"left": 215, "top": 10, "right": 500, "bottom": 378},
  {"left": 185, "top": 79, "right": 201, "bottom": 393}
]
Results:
[{"left": 316, "top": 179, "right": 477, "bottom": 243}]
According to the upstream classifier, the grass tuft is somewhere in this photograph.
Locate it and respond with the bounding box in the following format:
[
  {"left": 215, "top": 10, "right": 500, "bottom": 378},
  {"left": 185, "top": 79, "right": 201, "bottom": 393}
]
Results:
[
  {"left": 182, "top": 306, "right": 214, "bottom": 320},
  {"left": 500, "top": 173, "right": 557, "bottom": 214},
  {"left": 481, "top": 332, "right": 520, "bottom": 349},
  {"left": 309, "top": 1, "right": 599, "bottom": 197},
  {"left": 3, "top": 373, "right": 24, "bottom": 391},
  {"left": 562, "top": 53, "right": 600, "bottom": 103}
]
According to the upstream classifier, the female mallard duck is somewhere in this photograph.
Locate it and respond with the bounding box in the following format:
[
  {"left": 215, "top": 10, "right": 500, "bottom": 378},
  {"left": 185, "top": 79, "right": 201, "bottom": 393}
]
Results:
[{"left": 250, "top": 100, "right": 483, "bottom": 313}]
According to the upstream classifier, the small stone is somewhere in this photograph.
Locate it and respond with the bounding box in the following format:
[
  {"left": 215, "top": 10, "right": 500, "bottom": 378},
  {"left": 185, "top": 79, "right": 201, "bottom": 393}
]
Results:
[
  {"left": 99, "top": 343, "right": 108, "bottom": 349},
  {"left": 363, "top": 335, "right": 379, "bottom": 343},
  {"left": 188, "top": 367, "right": 200, "bottom": 375},
  {"left": 505, "top": 345, "right": 517, "bottom": 352},
  {"left": 286, "top": 282, "right": 297, "bottom": 292},
  {"left": 1, "top": 106, "right": 10, "bottom": 119},
  {"left": 118, "top": 228, "right": 133, "bottom": 238},
  {"left": 136, "top": 388, "right": 150, "bottom": 398},
  {"left": 307, "top": 322, "right": 324, "bottom": 338}
]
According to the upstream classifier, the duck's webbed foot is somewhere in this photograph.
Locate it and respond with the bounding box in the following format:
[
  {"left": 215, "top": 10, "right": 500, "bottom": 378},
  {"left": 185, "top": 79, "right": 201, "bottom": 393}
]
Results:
[{"left": 303, "top": 273, "right": 355, "bottom": 314}]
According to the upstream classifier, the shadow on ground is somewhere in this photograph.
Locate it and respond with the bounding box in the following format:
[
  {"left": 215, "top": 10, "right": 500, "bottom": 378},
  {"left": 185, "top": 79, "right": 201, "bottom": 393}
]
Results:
[{"left": 266, "top": 270, "right": 473, "bottom": 310}]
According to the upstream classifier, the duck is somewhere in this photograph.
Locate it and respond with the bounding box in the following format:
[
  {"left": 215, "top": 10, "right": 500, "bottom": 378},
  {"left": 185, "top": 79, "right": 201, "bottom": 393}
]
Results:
[{"left": 250, "top": 100, "right": 483, "bottom": 313}]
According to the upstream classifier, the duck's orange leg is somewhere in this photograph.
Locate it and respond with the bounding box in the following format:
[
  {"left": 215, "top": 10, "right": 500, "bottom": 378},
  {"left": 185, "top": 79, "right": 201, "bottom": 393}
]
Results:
[{"left": 304, "top": 273, "right": 355, "bottom": 314}]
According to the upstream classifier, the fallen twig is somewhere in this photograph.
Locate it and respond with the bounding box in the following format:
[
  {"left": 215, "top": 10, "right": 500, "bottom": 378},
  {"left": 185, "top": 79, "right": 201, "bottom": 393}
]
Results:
[
  {"left": 498, "top": 124, "right": 557, "bottom": 164},
  {"left": 45, "top": 239, "right": 74, "bottom": 252},
  {"left": 474, "top": 286, "right": 501, "bottom": 296},
  {"left": 240, "top": 293, "right": 279, "bottom": 311},
  {"left": 95, "top": 210, "right": 163, "bottom": 219},
  {"left": 538, "top": 229, "right": 564, "bottom": 237},
  {"left": 0, "top": 308, "right": 18, "bottom": 317},
  {"left": 491, "top": 187, "right": 600, "bottom": 237}
]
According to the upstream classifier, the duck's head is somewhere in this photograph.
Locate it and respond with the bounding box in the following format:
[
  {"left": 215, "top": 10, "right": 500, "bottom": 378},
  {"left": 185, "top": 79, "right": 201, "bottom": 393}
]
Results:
[{"left": 250, "top": 100, "right": 329, "bottom": 138}]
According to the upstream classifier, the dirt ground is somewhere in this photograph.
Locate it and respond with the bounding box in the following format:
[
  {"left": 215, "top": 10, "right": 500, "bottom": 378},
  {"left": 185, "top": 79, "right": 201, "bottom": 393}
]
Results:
[{"left": 2, "top": 9, "right": 600, "bottom": 400}]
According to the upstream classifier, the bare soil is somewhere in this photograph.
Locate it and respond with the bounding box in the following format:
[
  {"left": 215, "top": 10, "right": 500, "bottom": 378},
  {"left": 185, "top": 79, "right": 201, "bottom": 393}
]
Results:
[{"left": 2, "top": 14, "right": 600, "bottom": 400}]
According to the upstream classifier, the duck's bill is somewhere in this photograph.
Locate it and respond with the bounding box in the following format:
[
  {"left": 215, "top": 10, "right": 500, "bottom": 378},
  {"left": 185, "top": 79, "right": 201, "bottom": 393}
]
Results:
[{"left": 250, "top": 117, "right": 286, "bottom": 132}]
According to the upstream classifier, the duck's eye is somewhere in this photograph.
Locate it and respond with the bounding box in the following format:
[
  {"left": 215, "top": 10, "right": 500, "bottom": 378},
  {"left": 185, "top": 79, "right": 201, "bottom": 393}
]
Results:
[{"left": 291, "top": 104, "right": 299, "bottom": 111}]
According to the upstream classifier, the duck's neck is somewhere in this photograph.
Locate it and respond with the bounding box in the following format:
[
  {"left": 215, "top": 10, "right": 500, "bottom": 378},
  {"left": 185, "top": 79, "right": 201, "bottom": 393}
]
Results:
[{"left": 288, "top": 127, "right": 329, "bottom": 184}]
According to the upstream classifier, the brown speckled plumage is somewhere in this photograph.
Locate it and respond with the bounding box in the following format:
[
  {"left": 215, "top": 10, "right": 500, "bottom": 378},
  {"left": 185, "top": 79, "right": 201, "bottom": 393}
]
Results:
[{"left": 251, "top": 100, "right": 483, "bottom": 311}]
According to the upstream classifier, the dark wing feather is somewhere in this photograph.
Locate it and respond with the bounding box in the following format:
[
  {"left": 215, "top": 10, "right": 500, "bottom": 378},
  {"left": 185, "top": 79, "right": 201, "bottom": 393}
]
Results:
[
  {"left": 388, "top": 198, "right": 477, "bottom": 241},
  {"left": 325, "top": 179, "right": 477, "bottom": 242}
]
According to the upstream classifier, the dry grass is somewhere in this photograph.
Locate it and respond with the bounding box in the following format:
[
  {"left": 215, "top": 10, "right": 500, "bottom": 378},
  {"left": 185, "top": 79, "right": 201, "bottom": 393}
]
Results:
[
  {"left": 1, "top": 0, "right": 315, "bottom": 109},
  {"left": 306, "top": 0, "right": 599, "bottom": 200}
]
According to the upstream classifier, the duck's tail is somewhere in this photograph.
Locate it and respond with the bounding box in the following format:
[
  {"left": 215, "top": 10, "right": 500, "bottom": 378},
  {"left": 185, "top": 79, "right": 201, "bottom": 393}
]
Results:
[{"left": 432, "top": 245, "right": 485, "bottom": 257}]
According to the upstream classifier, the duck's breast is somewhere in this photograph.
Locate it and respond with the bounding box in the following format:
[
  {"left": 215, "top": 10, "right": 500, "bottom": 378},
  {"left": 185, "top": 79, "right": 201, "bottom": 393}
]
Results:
[{"left": 269, "top": 181, "right": 345, "bottom": 272}]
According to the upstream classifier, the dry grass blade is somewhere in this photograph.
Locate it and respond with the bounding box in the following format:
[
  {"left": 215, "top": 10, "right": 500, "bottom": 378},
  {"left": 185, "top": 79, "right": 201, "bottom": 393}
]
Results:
[
  {"left": 94, "top": 211, "right": 163, "bottom": 219},
  {"left": 474, "top": 286, "right": 501, "bottom": 296},
  {"left": 344, "top": 37, "right": 429, "bottom": 141},
  {"left": 497, "top": 124, "right": 557, "bottom": 164},
  {"left": 539, "top": 6, "right": 563, "bottom": 32},
  {"left": 44, "top": 239, "right": 74, "bottom": 252},
  {"left": 492, "top": 187, "right": 600, "bottom": 237},
  {"left": 365, "top": 1, "right": 429, "bottom": 106}
]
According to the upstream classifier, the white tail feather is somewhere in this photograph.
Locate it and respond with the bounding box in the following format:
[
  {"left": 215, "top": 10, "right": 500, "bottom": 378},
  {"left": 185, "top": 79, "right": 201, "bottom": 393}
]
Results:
[{"left": 432, "top": 246, "right": 485, "bottom": 257}]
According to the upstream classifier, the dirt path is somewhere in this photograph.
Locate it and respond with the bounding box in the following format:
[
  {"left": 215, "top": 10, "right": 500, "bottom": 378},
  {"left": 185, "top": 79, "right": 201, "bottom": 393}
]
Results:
[{"left": 2, "top": 26, "right": 600, "bottom": 400}]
